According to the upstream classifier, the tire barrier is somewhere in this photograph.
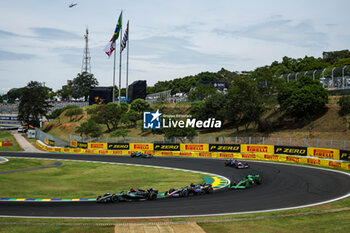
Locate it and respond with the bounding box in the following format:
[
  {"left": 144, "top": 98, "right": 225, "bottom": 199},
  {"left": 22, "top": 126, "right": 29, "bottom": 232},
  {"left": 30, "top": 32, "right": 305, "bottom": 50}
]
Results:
[{"left": 39, "top": 141, "right": 350, "bottom": 171}]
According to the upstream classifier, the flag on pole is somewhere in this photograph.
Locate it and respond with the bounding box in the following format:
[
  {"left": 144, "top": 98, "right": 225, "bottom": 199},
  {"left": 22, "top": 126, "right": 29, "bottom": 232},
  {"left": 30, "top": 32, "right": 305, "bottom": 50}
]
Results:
[
  {"left": 121, "top": 20, "right": 129, "bottom": 52},
  {"left": 104, "top": 12, "right": 122, "bottom": 57}
]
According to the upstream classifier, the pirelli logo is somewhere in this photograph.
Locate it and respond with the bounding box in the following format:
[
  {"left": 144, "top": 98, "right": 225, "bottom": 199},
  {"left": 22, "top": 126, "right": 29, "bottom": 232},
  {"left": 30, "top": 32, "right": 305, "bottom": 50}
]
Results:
[
  {"left": 242, "top": 154, "right": 256, "bottom": 159},
  {"left": 307, "top": 158, "right": 321, "bottom": 165},
  {"left": 274, "top": 146, "right": 307, "bottom": 156},
  {"left": 134, "top": 144, "right": 150, "bottom": 150},
  {"left": 264, "top": 154, "right": 279, "bottom": 160},
  {"left": 185, "top": 145, "right": 203, "bottom": 151},
  {"left": 286, "top": 156, "right": 300, "bottom": 163},
  {"left": 209, "top": 144, "right": 240, "bottom": 152},
  {"left": 247, "top": 146, "right": 268, "bottom": 153},
  {"left": 107, "top": 143, "right": 129, "bottom": 150},
  {"left": 198, "top": 153, "right": 212, "bottom": 157},
  {"left": 90, "top": 143, "right": 105, "bottom": 149},
  {"left": 329, "top": 161, "right": 342, "bottom": 168},
  {"left": 219, "top": 153, "right": 235, "bottom": 158},
  {"left": 154, "top": 144, "right": 180, "bottom": 151},
  {"left": 313, "top": 149, "right": 334, "bottom": 159},
  {"left": 180, "top": 152, "right": 192, "bottom": 156}
]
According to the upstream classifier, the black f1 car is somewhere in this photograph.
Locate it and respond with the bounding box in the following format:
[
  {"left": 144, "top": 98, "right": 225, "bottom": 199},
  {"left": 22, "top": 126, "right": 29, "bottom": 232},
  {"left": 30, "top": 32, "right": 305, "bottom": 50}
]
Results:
[
  {"left": 225, "top": 159, "right": 249, "bottom": 169},
  {"left": 96, "top": 188, "right": 158, "bottom": 203},
  {"left": 164, "top": 183, "right": 213, "bottom": 197},
  {"left": 130, "top": 152, "right": 153, "bottom": 158}
]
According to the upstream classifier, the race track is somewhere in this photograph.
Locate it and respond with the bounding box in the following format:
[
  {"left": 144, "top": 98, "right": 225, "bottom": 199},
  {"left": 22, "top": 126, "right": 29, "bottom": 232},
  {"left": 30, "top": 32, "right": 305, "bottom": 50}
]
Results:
[{"left": 1, "top": 152, "right": 350, "bottom": 218}]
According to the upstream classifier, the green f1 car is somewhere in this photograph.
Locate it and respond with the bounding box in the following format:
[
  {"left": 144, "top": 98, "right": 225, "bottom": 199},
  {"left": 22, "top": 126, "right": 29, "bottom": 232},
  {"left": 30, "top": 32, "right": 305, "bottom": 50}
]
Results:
[{"left": 228, "top": 174, "right": 262, "bottom": 189}]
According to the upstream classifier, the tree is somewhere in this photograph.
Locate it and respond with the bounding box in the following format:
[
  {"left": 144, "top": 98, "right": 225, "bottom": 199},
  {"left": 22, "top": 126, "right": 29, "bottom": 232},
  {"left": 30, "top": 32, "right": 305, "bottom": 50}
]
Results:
[
  {"left": 18, "top": 81, "right": 52, "bottom": 127},
  {"left": 120, "top": 109, "right": 139, "bottom": 127},
  {"left": 130, "top": 99, "right": 150, "bottom": 113},
  {"left": 278, "top": 75, "right": 328, "bottom": 120},
  {"left": 71, "top": 72, "right": 99, "bottom": 101},
  {"left": 188, "top": 83, "right": 217, "bottom": 101},
  {"left": 227, "top": 76, "right": 265, "bottom": 131},
  {"left": 75, "top": 119, "right": 102, "bottom": 137},
  {"left": 164, "top": 126, "right": 197, "bottom": 139},
  {"left": 338, "top": 95, "right": 350, "bottom": 115},
  {"left": 90, "top": 103, "right": 127, "bottom": 131},
  {"left": 110, "top": 128, "right": 130, "bottom": 140},
  {"left": 57, "top": 84, "right": 73, "bottom": 101},
  {"left": 5, "top": 88, "right": 24, "bottom": 103}
]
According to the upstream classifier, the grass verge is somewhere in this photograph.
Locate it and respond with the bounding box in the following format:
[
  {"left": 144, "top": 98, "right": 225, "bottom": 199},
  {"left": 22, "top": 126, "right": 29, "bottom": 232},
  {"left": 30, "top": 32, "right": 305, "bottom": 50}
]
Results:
[
  {"left": 0, "top": 158, "right": 205, "bottom": 199},
  {"left": 0, "top": 131, "right": 22, "bottom": 152}
]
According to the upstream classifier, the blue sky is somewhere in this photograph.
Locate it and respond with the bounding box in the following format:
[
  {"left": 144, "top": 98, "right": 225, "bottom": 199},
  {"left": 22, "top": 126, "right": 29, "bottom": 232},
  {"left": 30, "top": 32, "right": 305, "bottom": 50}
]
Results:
[{"left": 0, "top": 0, "right": 349, "bottom": 94}]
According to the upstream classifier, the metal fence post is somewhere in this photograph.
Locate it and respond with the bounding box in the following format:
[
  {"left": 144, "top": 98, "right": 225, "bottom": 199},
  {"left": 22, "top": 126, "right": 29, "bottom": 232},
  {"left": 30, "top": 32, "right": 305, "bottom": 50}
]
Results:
[
  {"left": 235, "top": 136, "right": 237, "bottom": 144},
  {"left": 277, "top": 137, "right": 279, "bottom": 145},
  {"left": 289, "top": 138, "right": 292, "bottom": 146},
  {"left": 262, "top": 137, "right": 265, "bottom": 145},
  {"left": 249, "top": 137, "right": 251, "bottom": 144},
  {"left": 303, "top": 138, "right": 306, "bottom": 147}
]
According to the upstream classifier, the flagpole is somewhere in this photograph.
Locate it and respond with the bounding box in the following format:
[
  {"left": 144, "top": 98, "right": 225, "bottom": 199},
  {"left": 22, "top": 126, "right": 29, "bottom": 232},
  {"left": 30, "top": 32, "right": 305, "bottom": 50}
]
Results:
[
  {"left": 126, "top": 21, "right": 129, "bottom": 102},
  {"left": 118, "top": 11, "right": 123, "bottom": 104},
  {"left": 112, "top": 42, "right": 116, "bottom": 103}
]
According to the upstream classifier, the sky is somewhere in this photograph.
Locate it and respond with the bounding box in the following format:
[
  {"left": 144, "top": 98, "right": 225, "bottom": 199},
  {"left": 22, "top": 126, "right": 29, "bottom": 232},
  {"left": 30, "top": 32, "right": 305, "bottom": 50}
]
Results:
[{"left": 0, "top": 0, "right": 349, "bottom": 94}]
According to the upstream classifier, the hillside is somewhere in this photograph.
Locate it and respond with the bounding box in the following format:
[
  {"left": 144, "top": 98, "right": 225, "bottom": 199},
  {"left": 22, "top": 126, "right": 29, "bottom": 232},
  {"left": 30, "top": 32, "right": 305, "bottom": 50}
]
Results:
[{"left": 42, "top": 96, "right": 350, "bottom": 142}]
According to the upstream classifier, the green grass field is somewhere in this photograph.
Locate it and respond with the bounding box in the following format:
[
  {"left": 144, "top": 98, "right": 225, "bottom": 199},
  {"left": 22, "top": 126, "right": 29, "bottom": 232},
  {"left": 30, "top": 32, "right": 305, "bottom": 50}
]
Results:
[
  {"left": 0, "top": 158, "right": 205, "bottom": 199},
  {"left": 0, "top": 131, "right": 22, "bottom": 152}
]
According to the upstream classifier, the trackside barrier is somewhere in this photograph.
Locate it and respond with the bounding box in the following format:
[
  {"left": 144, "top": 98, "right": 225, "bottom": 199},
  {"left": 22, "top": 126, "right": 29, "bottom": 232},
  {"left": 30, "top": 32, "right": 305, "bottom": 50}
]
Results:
[{"left": 36, "top": 140, "right": 350, "bottom": 171}]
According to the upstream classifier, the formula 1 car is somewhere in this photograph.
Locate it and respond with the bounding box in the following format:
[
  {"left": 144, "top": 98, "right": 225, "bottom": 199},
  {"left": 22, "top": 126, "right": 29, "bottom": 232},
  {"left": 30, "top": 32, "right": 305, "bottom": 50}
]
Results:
[
  {"left": 130, "top": 152, "right": 153, "bottom": 158},
  {"left": 96, "top": 188, "right": 158, "bottom": 203},
  {"left": 164, "top": 183, "right": 213, "bottom": 197},
  {"left": 229, "top": 174, "right": 262, "bottom": 189},
  {"left": 225, "top": 159, "right": 249, "bottom": 169}
]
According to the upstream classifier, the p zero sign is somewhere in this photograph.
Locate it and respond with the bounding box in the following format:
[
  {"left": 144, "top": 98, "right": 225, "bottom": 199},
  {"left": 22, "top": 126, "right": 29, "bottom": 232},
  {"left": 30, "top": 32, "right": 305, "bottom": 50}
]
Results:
[
  {"left": 209, "top": 144, "right": 240, "bottom": 152},
  {"left": 107, "top": 143, "right": 129, "bottom": 150},
  {"left": 154, "top": 143, "right": 180, "bottom": 151},
  {"left": 274, "top": 146, "right": 307, "bottom": 156}
]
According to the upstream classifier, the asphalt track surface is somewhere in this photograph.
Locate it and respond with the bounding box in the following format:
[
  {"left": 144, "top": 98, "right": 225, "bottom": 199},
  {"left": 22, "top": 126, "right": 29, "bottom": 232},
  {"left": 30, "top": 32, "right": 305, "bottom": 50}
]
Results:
[{"left": 0, "top": 152, "right": 350, "bottom": 218}]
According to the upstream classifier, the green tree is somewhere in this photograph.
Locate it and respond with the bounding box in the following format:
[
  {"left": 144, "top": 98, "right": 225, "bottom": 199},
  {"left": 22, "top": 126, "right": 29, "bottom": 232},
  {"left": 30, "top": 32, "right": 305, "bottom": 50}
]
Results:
[
  {"left": 227, "top": 76, "right": 265, "bottom": 131},
  {"left": 5, "top": 88, "right": 24, "bottom": 103},
  {"left": 57, "top": 83, "right": 73, "bottom": 101},
  {"left": 90, "top": 103, "right": 127, "bottom": 131},
  {"left": 278, "top": 76, "right": 328, "bottom": 120},
  {"left": 130, "top": 99, "right": 150, "bottom": 113},
  {"left": 110, "top": 128, "right": 130, "bottom": 140},
  {"left": 338, "top": 95, "right": 350, "bottom": 115},
  {"left": 164, "top": 126, "right": 197, "bottom": 139},
  {"left": 75, "top": 119, "right": 102, "bottom": 137},
  {"left": 120, "top": 109, "right": 139, "bottom": 127},
  {"left": 71, "top": 72, "right": 99, "bottom": 101},
  {"left": 18, "top": 81, "right": 52, "bottom": 127},
  {"left": 188, "top": 83, "right": 217, "bottom": 101}
]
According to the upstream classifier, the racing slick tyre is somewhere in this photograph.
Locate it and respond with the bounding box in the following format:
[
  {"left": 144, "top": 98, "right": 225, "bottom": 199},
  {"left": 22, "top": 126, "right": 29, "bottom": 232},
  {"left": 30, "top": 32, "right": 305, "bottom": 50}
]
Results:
[
  {"left": 164, "top": 191, "right": 168, "bottom": 196},
  {"left": 148, "top": 192, "right": 157, "bottom": 200},
  {"left": 130, "top": 152, "right": 136, "bottom": 157},
  {"left": 111, "top": 195, "right": 119, "bottom": 203},
  {"left": 205, "top": 187, "right": 214, "bottom": 194},
  {"left": 169, "top": 188, "right": 175, "bottom": 194},
  {"left": 181, "top": 190, "right": 189, "bottom": 197},
  {"left": 254, "top": 177, "right": 262, "bottom": 185}
]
